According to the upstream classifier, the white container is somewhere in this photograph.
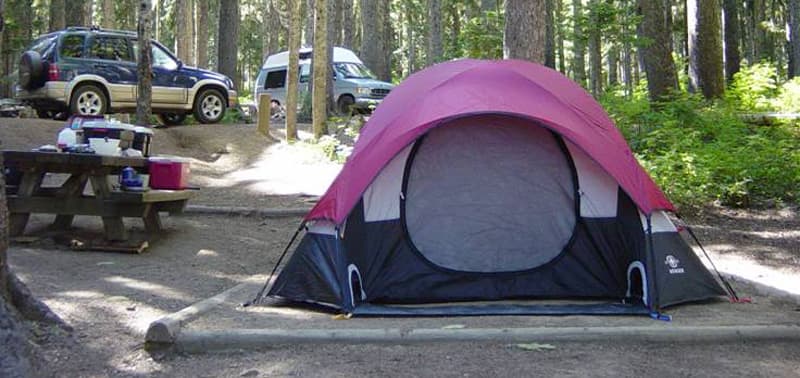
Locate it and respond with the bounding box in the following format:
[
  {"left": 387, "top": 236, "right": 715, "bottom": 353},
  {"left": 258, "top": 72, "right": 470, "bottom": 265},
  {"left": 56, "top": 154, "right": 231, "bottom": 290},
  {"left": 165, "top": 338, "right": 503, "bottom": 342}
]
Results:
[
  {"left": 57, "top": 128, "right": 77, "bottom": 149},
  {"left": 89, "top": 138, "right": 121, "bottom": 156}
]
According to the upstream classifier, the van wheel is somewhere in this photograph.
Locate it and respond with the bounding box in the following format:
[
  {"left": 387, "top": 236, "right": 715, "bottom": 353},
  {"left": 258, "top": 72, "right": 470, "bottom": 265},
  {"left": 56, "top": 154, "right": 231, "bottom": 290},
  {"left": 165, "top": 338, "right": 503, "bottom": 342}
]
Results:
[
  {"left": 337, "top": 95, "right": 355, "bottom": 115},
  {"left": 193, "top": 88, "right": 226, "bottom": 124},
  {"left": 70, "top": 84, "right": 108, "bottom": 117}
]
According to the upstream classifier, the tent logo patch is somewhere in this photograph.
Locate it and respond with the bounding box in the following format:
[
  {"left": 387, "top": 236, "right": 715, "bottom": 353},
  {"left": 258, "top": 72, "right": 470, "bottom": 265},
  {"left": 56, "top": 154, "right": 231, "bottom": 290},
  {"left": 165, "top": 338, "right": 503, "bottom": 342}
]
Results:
[{"left": 665, "top": 255, "right": 685, "bottom": 274}]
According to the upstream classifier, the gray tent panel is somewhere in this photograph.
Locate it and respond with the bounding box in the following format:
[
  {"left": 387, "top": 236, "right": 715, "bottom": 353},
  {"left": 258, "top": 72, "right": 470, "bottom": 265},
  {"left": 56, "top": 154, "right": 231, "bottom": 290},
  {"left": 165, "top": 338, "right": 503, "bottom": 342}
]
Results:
[{"left": 404, "top": 118, "right": 576, "bottom": 273}]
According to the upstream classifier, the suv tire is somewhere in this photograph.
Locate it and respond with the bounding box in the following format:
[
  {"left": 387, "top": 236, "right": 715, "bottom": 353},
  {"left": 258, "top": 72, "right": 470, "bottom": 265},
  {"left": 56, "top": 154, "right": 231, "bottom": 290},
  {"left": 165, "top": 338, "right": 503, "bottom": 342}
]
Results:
[
  {"left": 70, "top": 84, "right": 108, "bottom": 117},
  {"left": 193, "top": 88, "right": 226, "bottom": 124},
  {"left": 19, "top": 51, "right": 45, "bottom": 90},
  {"left": 158, "top": 112, "right": 187, "bottom": 126}
]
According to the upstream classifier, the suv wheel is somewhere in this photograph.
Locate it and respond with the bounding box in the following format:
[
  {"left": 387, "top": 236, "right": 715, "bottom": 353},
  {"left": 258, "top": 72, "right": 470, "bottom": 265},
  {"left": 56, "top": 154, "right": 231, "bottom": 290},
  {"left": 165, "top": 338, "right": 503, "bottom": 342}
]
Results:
[
  {"left": 70, "top": 84, "right": 107, "bottom": 117},
  {"left": 193, "top": 88, "right": 226, "bottom": 124},
  {"left": 158, "top": 112, "right": 187, "bottom": 126},
  {"left": 19, "top": 51, "right": 45, "bottom": 90}
]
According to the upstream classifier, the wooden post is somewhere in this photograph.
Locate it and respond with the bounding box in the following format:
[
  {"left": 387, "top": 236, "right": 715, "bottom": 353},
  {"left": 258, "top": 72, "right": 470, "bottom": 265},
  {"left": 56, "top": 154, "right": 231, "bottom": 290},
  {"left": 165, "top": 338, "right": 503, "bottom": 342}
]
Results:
[{"left": 257, "top": 94, "right": 275, "bottom": 140}]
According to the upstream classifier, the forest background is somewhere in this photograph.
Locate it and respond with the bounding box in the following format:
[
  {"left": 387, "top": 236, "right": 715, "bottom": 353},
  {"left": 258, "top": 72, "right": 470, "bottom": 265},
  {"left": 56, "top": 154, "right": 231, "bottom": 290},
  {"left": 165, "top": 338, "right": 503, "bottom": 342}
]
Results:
[{"left": 0, "top": 0, "right": 798, "bottom": 210}]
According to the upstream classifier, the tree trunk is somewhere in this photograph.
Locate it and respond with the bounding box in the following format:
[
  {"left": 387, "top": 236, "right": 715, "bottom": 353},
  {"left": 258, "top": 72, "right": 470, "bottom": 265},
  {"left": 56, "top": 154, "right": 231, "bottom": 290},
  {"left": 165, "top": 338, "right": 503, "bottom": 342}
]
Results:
[
  {"left": 326, "top": 0, "right": 336, "bottom": 114},
  {"left": 556, "top": 0, "right": 565, "bottom": 73},
  {"left": 101, "top": 0, "right": 115, "bottom": 29},
  {"left": 637, "top": 0, "right": 678, "bottom": 101},
  {"left": 382, "top": 0, "right": 393, "bottom": 80},
  {"left": 331, "top": 0, "right": 342, "bottom": 46},
  {"left": 723, "top": 0, "right": 741, "bottom": 82},
  {"left": 286, "top": 0, "right": 302, "bottom": 141},
  {"left": 545, "top": 0, "right": 556, "bottom": 68},
  {"left": 304, "top": 0, "right": 315, "bottom": 46},
  {"left": 426, "top": 0, "right": 442, "bottom": 65},
  {"left": 175, "top": 0, "right": 194, "bottom": 64},
  {"left": 608, "top": 45, "right": 619, "bottom": 87},
  {"left": 571, "top": 0, "right": 586, "bottom": 85},
  {"left": 789, "top": 0, "right": 800, "bottom": 78},
  {"left": 405, "top": 0, "right": 416, "bottom": 75},
  {"left": 312, "top": 0, "right": 328, "bottom": 138},
  {"left": 49, "top": 0, "right": 65, "bottom": 31},
  {"left": 622, "top": 0, "right": 633, "bottom": 96},
  {"left": 136, "top": 0, "right": 153, "bottom": 126},
  {"left": 687, "top": 0, "right": 725, "bottom": 99},
  {"left": 360, "top": 0, "right": 386, "bottom": 78},
  {"left": 196, "top": 0, "right": 209, "bottom": 68},
  {"left": 342, "top": 0, "right": 354, "bottom": 49},
  {"left": 504, "top": 0, "right": 546, "bottom": 63},
  {"left": 217, "top": 0, "right": 239, "bottom": 89},
  {"left": 65, "top": 0, "right": 86, "bottom": 27},
  {"left": 587, "top": 0, "right": 602, "bottom": 96}
]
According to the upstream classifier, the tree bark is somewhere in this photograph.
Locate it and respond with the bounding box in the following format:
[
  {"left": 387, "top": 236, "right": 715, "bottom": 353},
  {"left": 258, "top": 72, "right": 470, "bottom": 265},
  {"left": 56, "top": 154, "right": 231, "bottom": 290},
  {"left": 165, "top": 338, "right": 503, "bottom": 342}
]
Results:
[
  {"left": 342, "top": 0, "right": 354, "bottom": 49},
  {"left": 426, "top": 0, "right": 442, "bottom": 66},
  {"left": 326, "top": 0, "right": 336, "bottom": 114},
  {"left": 637, "top": 0, "right": 678, "bottom": 101},
  {"left": 101, "top": 0, "right": 115, "bottom": 29},
  {"left": 304, "top": 0, "right": 315, "bottom": 46},
  {"left": 175, "top": 0, "right": 194, "bottom": 64},
  {"left": 196, "top": 0, "right": 209, "bottom": 68},
  {"left": 571, "top": 0, "right": 586, "bottom": 85},
  {"left": 136, "top": 0, "right": 153, "bottom": 126},
  {"left": 49, "top": 0, "right": 66, "bottom": 31},
  {"left": 286, "top": 0, "right": 302, "bottom": 141},
  {"left": 360, "top": 0, "right": 387, "bottom": 78},
  {"left": 789, "top": 0, "right": 800, "bottom": 78},
  {"left": 687, "top": 0, "right": 725, "bottom": 99},
  {"left": 722, "top": 0, "right": 741, "bottom": 82},
  {"left": 545, "top": 0, "right": 556, "bottom": 68},
  {"left": 587, "top": 0, "right": 602, "bottom": 96},
  {"left": 65, "top": 0, "right": 86, "bottom": 27},
  {"left": 555, "top": 0, "right": 565, "bottom": 73},
  {"left": 405, "top": 0, "right": 416, "bottom": 75},
  {"left": 217, "top": 0, "right": 239, "bottom": 89},
  {"left": 312, "top": 0, "right": 328, "bottom": 138},
  {"left": 503, "top": 0, "right": 546, "bottom": 64}
]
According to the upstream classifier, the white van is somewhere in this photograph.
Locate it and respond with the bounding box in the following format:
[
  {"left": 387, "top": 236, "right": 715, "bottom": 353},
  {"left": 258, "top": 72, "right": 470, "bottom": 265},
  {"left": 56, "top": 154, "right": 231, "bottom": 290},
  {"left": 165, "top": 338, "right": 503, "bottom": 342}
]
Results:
[{"left": 254, "top": 47, "right": 394, "bottom": 114}]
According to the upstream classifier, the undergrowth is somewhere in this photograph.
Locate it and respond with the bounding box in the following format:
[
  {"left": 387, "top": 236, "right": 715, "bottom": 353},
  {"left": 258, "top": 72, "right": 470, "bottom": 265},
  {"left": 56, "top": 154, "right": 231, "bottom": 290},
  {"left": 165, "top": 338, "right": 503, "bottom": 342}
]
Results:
[{"left": 601, "top": 73, "right": 800, "bottom": 210}]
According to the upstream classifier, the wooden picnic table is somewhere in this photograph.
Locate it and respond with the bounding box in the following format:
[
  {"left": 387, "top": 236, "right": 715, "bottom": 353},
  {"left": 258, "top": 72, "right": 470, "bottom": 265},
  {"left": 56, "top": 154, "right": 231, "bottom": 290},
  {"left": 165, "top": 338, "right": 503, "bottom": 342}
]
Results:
[{"left": 3, "top": 150, "right": 194, "bottom": 241}]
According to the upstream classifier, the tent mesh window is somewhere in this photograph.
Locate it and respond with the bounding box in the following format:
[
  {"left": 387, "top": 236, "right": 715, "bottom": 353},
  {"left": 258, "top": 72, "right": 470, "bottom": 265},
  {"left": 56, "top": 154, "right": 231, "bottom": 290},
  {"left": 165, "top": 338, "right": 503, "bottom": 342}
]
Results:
[{"left": 404, "top": 117, "right": 576, "bottom": 273}]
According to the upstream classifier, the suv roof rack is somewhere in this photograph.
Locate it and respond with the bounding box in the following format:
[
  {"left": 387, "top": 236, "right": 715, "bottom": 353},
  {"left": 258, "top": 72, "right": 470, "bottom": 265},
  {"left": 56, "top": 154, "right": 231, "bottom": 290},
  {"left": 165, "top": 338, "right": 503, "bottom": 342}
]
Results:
[{"left": 64, "top": 26, "right": 137, "bottom": 36}]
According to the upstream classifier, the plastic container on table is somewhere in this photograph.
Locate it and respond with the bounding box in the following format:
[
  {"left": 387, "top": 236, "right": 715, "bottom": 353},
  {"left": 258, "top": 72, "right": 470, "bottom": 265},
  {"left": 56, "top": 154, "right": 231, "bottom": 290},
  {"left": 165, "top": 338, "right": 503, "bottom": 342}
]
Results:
[
  {"left": 148, "top": 157, "right": 191, "bottom": 190},
  {"left": 81, "top": 120, "right": 154, "bottom": 157}
]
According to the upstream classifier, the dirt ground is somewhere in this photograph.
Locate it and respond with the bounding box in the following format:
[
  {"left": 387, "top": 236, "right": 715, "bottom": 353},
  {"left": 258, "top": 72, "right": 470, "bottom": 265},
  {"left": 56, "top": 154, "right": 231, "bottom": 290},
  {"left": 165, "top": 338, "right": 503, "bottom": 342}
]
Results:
[{"left": 2, "top": 118, "right": 800, "bottom": 377}]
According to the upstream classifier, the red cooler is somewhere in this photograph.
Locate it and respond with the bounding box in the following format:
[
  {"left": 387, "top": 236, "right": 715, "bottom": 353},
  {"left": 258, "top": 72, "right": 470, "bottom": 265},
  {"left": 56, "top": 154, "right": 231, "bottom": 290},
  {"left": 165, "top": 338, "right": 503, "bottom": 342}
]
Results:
[{"left": 149, "top": 158, "right": 191, "bottom": 189}]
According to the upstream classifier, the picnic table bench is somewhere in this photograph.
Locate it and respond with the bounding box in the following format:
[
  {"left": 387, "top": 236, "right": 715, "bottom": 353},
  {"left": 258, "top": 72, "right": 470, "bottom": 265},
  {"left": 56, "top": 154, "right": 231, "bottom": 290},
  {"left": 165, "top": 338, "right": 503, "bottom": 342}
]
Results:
[{"left": 3, "top": 150, "right": 194, "bottom": 241}]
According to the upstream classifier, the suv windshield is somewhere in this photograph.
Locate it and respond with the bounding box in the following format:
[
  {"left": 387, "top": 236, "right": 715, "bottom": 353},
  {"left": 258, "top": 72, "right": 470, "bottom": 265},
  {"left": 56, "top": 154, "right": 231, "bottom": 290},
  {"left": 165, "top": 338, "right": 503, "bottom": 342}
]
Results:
[{"left": 334, "top": 63, "right": 376, "bottom": 79}]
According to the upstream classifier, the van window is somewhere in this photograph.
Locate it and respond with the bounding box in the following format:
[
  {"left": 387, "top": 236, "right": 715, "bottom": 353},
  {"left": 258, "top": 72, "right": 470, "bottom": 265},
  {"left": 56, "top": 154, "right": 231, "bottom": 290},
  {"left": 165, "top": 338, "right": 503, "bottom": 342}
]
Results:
[
  {"left": 265, "top": 70, "right": 287, "bottom": 89},
  {"left": 299, "top": 64, "right": 310, "bottom": 83},
  {"left": 60, "top": 34, "right": 86, "bottom": 58}
]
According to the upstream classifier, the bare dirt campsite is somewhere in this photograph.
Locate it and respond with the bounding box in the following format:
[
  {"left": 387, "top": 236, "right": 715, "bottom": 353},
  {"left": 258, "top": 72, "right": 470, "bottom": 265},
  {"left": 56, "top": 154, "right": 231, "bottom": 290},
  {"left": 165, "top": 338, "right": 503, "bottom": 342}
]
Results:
[{"left": 0, "top": 118, "right": 798, "bottom": 377}]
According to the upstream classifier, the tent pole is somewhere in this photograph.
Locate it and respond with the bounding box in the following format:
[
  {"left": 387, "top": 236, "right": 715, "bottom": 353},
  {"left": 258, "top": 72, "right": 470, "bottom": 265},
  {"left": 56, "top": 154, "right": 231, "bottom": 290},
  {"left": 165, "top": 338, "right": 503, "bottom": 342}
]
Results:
[{"left": 247, "top": 221, "right": 307, "bottom": 306}]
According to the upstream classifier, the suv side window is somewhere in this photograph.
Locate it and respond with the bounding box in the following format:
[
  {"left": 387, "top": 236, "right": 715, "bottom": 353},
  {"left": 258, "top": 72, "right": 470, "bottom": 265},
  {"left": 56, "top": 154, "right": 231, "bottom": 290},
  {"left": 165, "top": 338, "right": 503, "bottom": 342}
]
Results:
[
  {"left": 88, "top": 36, "right": 133, "bottom": 62},
  {"left": 60, "top": 34, "right": 85, "bottom": 58},
  {"left": 265, "top": 70, "right": 287, "bottom": 89}
]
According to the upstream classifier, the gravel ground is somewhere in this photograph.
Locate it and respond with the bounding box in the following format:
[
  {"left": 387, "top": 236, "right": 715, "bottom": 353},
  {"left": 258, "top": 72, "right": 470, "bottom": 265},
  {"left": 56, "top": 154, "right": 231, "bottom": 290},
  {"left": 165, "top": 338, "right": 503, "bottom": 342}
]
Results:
[{"left": 2, "top": 118, "right": 800, "bottom": 376}]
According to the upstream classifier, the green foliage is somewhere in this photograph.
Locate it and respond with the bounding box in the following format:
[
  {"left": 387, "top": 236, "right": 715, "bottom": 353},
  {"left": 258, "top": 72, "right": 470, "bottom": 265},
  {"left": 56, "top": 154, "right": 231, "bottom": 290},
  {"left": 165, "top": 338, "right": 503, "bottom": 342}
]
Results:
[
  {"left": 602, "top": 92, "right": 800, "bottom": 210},
  {"left": 772, "top": 78, "right": 800, "bottom": 113},
  {"left": 725, "top": 62, "right": 779, "bottom": 111},
  {"left": 459, "top": 11, "right": 503, "bottom": 59}
]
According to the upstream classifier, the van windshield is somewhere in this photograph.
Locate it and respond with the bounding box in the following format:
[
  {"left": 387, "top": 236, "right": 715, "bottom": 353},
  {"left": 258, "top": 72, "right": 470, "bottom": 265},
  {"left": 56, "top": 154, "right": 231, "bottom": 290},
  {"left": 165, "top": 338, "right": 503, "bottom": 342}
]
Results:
[{"left": 334, "top": 63, "right": 376, "bottom": 79}]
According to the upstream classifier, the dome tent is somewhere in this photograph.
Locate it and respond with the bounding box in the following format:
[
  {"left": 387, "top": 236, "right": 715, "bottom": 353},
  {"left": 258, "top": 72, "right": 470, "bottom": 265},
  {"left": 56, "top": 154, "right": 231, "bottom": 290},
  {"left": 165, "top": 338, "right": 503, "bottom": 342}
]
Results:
[{"left": 255, "top": 59, "right": 731, "bottom": 316}]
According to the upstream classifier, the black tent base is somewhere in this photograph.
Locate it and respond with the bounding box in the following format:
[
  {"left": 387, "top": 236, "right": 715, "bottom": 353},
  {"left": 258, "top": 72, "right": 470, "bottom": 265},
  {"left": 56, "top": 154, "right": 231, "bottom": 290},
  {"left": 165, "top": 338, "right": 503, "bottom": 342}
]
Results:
[{"left": 350, "top": 302, "right": 651, "bottom": 317}]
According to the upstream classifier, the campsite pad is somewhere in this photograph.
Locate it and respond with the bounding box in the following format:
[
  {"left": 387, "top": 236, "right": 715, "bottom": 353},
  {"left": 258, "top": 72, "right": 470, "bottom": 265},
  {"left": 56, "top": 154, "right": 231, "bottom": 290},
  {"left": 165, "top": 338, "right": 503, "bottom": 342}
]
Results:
[{"left": 168, "top": 277, "right": 800, "bottom": 351}]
